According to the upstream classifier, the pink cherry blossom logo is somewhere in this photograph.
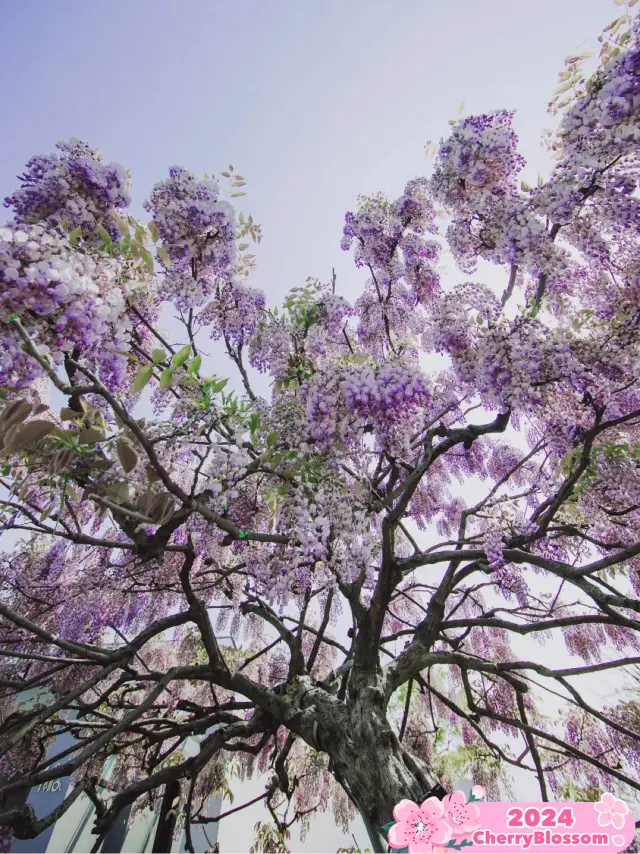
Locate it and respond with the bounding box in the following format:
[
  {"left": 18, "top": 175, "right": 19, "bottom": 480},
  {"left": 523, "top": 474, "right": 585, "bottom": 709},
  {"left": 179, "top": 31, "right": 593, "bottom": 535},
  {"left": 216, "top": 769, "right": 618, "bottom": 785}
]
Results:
[
  {"left": 388, "top": 798, "right": 453, "bottom": 854},
  {"left": 593, "top": 792, "right": 629, "bottom": 830},
  {"left": 384, "top": 788, "right": 485, "bottom": 853},
  {"left": 441, "top": 790, "right": 482, "bottom": 835}
]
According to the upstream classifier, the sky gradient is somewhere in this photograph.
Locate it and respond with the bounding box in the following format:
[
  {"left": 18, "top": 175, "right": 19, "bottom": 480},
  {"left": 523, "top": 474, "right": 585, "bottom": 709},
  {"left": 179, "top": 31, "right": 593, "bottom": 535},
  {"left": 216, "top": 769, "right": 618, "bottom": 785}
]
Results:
[{"left": 0, "top": 1, "right": 624, "bottom": 851}]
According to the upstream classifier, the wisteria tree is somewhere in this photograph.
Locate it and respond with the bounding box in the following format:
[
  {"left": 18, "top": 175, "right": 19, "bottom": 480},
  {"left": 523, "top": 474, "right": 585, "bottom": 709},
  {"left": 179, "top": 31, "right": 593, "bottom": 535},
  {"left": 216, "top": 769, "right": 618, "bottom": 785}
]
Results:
[{"left": 0, "top": 5, "right": 639, "bottom": 853}]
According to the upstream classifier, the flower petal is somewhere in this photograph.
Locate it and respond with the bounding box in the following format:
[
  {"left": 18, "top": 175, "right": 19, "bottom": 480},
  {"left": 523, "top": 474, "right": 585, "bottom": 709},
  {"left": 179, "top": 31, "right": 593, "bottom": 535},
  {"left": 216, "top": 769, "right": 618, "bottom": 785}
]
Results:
[
  {"left": 450, "top": 791, "right": 466, "bottom": 808},
  {"left": 408, "top": 841, "right": 434, "bottom": 854},
  {"left": 597, "top": 811, "right": 613, "bottom": 828},
  {"left": 465, "top": 803, "right": 481, "bottom": 822},
  {"left": 611, "top": 812, "right": 626, "bottom": 830},
  {"left": 431, "top": 819, "right": 454, "bottom": 846},
  {"left": 601, "top": 792, "right": 616, "bottom": 809},
  {"left": 421, "top": 797, "right": 445, "bottom": 820},
  {"left": 471, "top": 786, "right": 486, "bottom": 799},
  {"left": 389, "top": 822, "right": 412, "bottom": 848},
  {"left": 612, "top": 799, "right": 629, "bottom": 816},
  {"left": 394, "top": 800, "right": 421, "bottom": 823},
  {"left": 594, "top": 802, "right": 608, "bottom": 814}
]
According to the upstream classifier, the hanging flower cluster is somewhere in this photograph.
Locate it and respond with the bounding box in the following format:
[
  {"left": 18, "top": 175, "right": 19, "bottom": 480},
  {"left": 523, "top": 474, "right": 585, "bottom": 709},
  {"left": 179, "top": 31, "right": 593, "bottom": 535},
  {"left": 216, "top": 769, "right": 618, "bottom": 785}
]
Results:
[
  {"left": 3, "top": 138, "right": 131, "bottom": 241},
  {"left": 0, "top": 223, "right": 133, "bottom": 388},
  {"left": 302, "top": 359, "right": 430, "bottom": 453},
  {"left": 144, "top": 166, "right": 237, "bottom": 309}
]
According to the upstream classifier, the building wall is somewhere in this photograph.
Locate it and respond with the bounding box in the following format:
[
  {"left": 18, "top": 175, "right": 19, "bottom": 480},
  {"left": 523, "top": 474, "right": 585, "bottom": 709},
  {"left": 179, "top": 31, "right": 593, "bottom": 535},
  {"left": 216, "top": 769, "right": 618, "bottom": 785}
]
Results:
[
  {"left": 3, "top": 692, "right": 223, "bottom": 854},
  {"left": 14, "top": 765, "right": 222, "bottom": 854}
]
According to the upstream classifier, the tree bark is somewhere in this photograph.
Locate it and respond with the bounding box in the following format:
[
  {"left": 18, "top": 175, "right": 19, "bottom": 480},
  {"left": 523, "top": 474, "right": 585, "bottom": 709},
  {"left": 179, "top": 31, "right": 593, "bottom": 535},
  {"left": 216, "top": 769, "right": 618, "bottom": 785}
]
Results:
[{"left": 312, "top": 679, "right": 441, "bottom": 853}]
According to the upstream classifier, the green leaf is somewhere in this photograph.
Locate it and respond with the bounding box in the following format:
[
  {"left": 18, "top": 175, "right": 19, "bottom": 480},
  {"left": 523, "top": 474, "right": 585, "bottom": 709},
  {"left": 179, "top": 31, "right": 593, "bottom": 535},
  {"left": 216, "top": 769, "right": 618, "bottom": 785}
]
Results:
[
  {"left": 380, "top": 822, "right": 396, "bottom": 833},
  {"left": 159, "top": 369, "right": 174, "bottom": 388},
  {"left": 113, "top": 213, "right": 130, "bottom": 237},
  {"left": 77, "top": 428, "right": 106, "bottom": 444},
  {"left": 152, "top": 348, "right": 166, "bottom": 364},
  {"left": 211, "top": 378, "right": 228, "bottom": 393},
  {"left": 238, "top": 243, "right": 249, "bottom": 250},
  {"left": 39, "top": 501, "right": 56, "bottom": 522},
  {"left": 60, "top": 407, "right": 83, "bottom": 421},
  {"left": 148, "top": 221, "right": 159, "bottom": 243},
  {"left": 187, "top": 354, "right": 202, "bottom": 376},
  {"left": 65, "top": 485, "right": 80, "bottom": 503},
  {"left": 266, "top": 432, "right": 279, "bottom": 448},
  {"left": 220, "top": 171, "right": 231, "bottom": 178},
  {"left": 157, "top": 246, "right": 172, "bottom": 268},
  {"left": 69, "top": 226, "right": 82, "bottom": 247},
  {"left": 171, "top": 344, "right": 192, "bottom": 368},
  {"left": 249, "top": 414, "right": 260, "bottom": 433},
  {"left": 96, "top": 224, "right": 112, "bottom": 245},
  {"left": 132, "top": 364, "right": 154, "bottom": 393},
  {"left": 3, "top": 420, "right": 60, "bottom": 455},
  {"left": 116, "top": 439, "right": 138, "bottom": 473},
  {"left": 238, "top": 529, "right": 248, "bottom": 539},
  {"left": 231, "top": 192, "right": 246, "bottom": 198},
  {"left": 140, "top": 246, "right": 155, "bottom": 273}
]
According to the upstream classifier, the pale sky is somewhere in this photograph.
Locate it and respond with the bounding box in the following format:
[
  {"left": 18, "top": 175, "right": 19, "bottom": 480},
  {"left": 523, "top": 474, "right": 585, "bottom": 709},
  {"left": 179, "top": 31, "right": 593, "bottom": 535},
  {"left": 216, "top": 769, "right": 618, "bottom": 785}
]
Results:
[{"left": 0, "top": 1, "right": 628, "bottom": 851}]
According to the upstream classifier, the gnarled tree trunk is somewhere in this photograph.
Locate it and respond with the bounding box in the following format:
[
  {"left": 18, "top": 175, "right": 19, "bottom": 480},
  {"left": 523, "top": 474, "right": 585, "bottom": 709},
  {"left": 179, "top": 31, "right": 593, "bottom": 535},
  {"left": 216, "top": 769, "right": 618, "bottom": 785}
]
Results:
[{"left": 306, "top": 677, "right": 443, "bottom": 852}]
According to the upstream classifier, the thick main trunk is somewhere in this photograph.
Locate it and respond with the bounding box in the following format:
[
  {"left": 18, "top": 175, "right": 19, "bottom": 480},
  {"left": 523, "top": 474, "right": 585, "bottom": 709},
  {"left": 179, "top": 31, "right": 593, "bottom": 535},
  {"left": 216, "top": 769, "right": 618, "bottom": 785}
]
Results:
[
  {"left": 288, "top": 675, "right": 441, "bottom": 852},
  {"left": 321, "top": 693, "right": 440, "bottom": 852}
]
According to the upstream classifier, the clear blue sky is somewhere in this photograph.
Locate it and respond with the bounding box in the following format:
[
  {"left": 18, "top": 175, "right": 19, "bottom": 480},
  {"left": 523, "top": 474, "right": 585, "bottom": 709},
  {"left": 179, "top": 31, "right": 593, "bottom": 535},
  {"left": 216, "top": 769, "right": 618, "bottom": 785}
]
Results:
[{"left": 0, "top": 1, "right": 622, "bottom": 851}]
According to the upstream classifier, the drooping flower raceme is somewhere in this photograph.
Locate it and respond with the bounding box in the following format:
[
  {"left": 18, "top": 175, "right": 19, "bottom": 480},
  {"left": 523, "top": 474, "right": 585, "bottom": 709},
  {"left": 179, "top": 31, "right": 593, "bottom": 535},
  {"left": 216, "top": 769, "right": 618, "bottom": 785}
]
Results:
[
  {"left": 559, "top": 19, "right": 640, "bottom": 163},
  {"left": 430, "top": 110, "right": 526, "bottom": 211},
  {"left": 303, "top": 359, "right": 431, "bottom": 454},
  {"left": 144, "top": 167, "right": 237, "bottom": 309},
  {"left": 0, "top": 223, "right": 133, "bottom": 389},
  {"left": 341, "top": 180, "right": 440, "bottom": 355},
  {"left": 201, "top": 279, "right": 266, "bottom": 347},
  {"left": 3, "top": 138, "right": 131, "bottom": 242}
]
